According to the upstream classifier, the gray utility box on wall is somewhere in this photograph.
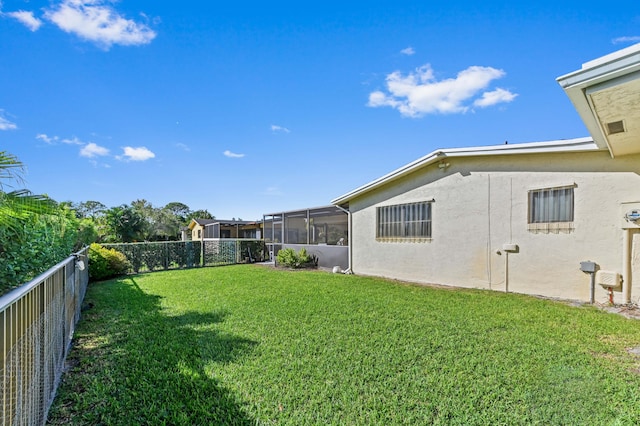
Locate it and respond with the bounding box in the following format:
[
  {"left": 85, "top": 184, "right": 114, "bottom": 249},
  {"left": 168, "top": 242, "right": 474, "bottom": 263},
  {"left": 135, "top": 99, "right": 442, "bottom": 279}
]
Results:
[{"left": 580, "top": 261, "right": 598, "bottom": 273}]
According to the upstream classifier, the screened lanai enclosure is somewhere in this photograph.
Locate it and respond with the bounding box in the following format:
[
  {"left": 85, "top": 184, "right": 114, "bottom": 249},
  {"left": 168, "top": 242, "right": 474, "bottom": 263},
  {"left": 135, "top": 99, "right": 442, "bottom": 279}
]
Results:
[{"left": 263, "top": 205, "right": 349, "bottom": 270}]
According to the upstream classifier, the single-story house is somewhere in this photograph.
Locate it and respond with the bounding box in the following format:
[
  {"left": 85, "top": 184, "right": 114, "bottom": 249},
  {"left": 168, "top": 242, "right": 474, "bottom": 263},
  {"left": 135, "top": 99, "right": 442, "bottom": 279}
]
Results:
[
  {"left": 331, "top": 44, "right": 640, "bottom": 304},
  {"left": 186, "top": 218, "right": 263, "bottom": 241}
]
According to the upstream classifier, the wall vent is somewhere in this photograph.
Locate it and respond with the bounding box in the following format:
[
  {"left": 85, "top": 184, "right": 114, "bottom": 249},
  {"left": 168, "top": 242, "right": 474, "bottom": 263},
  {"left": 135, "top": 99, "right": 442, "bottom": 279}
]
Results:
[{"left": 606, "top": 120, "right": 625, "bottom": 135}]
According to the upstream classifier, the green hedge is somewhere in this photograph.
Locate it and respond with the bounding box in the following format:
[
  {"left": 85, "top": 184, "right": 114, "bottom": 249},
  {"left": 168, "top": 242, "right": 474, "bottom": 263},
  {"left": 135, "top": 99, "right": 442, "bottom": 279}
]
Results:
[
  {"left": 0, "top": 211, "right": 82, "bottom": 295},
  {"left": 88, "top": 243, "right": 131, "bottom": 281},
  {"left": 101, "top": 240, "right": 266, "bottom": 274}
]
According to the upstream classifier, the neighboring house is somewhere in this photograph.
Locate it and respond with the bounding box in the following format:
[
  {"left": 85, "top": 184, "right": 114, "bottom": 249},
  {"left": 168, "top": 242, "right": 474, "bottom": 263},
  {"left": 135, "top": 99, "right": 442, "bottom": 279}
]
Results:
[
  {"left": 263, "top": 205, "right": 349, "bottom": 270},
  {"left": 179, "top": 226, "right": 190, "bottom": 242},
  {"left": 187, "top": 218, "right": 216, "bottom": 241},
  {"left": 331, "top": 44, "right": 640, "bottom": 304},
  {"left": 186, "top": 219, "right": 262, "bottom": 241}
]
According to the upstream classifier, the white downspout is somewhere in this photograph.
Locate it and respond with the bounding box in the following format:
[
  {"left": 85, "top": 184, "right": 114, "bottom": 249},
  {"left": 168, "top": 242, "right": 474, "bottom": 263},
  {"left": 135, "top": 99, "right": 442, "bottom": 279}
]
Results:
[
  {"left": 504, "top": 252, "right": 509, "bottom": 293},
  {"left": 623, "top": 228, "right": 632, "bottom": 304}
]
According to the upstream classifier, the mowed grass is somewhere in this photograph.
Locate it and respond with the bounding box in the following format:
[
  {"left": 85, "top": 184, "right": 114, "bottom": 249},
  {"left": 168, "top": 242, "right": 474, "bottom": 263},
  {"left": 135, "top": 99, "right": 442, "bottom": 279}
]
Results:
[{"left": 48, "top": 265, "right": 640, "bottom": 425}]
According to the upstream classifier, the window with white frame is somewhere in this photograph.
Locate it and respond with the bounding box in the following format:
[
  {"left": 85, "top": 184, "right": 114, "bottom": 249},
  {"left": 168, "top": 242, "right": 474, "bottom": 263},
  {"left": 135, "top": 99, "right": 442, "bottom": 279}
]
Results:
[
  {"left": 377, "top": 201, "right": 432, "bottom": 239},
  {"left": 528, "top": 186, "right": 574, "bottom": 224}
]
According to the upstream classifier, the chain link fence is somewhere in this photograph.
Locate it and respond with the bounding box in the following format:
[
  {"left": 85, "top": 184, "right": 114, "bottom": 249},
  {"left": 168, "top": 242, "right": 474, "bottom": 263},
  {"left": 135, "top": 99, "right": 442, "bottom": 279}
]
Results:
[
  {"left": 1, "top": 240, "right": 265, "bottom": 425},
  {"left": 1, "top": 247, "right": 89, "bottom": 426},
  {"left": 103, "top": 239, "right": 267, "bottom": 273}
]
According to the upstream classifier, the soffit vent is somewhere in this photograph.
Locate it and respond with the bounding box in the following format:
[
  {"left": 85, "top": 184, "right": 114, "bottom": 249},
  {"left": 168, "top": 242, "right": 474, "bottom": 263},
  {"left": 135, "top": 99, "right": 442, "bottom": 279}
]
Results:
[{"left": 606, "top": 120, "right": 625, "bottom": 135}]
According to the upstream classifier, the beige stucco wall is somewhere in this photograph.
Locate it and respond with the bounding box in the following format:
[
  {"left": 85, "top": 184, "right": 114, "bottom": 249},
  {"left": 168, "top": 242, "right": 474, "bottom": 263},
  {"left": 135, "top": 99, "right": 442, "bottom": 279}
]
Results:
[
  {"left": 191, "top": 223, "right": 204, "bottom": 241},
  {"left": 348, "top": 150, "right": 640, "bottom": 303},
  {"left": 631, "top": 230, "right": 640, "bottom": 305}
]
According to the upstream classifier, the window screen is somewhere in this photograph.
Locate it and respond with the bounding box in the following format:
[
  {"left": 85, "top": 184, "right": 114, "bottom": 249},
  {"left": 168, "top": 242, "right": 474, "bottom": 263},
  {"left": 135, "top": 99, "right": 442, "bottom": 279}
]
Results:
[
  {"left": 528, "top": 186, "right": 574, "bottom": 223},
  {"left": 377, "top": 201, "right": 432, "bottom": 238}
]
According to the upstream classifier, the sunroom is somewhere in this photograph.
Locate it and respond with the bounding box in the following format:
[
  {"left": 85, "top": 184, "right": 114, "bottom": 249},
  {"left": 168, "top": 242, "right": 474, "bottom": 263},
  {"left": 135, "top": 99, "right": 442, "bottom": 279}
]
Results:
[{"left": 263, "top": 205, "right": 349, "bottom": 270}]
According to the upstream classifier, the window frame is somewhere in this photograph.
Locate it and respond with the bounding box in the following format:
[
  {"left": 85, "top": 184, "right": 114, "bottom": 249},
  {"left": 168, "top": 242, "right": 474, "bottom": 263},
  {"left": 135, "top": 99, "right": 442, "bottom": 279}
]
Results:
[
  {"left": 527, "top": 185, "right": 575, "bottom": 232},
  {"left": 376, "top": 201, "right": 433, "bottom": 241}
]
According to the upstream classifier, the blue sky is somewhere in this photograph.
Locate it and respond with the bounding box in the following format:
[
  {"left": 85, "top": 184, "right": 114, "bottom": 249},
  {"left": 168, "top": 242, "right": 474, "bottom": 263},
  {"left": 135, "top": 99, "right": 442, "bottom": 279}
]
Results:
[{"left": 2, "top": 1, "right": 640, "bottom": 221}]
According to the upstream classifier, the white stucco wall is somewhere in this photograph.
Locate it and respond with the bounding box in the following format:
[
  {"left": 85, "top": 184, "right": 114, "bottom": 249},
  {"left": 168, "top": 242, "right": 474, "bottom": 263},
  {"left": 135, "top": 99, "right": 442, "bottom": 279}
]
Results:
[{"left": 348, "top": 150, "right": 640, "bottom": 303}]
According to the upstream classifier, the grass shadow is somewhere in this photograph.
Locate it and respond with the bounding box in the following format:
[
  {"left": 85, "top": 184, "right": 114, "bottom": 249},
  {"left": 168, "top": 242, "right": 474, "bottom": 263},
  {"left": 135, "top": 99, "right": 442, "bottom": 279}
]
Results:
[{"left": 48, "top": 277, "right": 257, "bottom": 425}]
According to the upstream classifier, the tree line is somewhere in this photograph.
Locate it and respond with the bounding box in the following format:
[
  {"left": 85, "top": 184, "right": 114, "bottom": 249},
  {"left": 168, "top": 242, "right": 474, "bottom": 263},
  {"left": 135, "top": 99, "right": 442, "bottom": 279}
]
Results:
[
  {"left": 69, "top": 199, "right": 215, "bottom": 244},
  {"left": 0, "top": 150, "right": 215, "bottom": 294}
]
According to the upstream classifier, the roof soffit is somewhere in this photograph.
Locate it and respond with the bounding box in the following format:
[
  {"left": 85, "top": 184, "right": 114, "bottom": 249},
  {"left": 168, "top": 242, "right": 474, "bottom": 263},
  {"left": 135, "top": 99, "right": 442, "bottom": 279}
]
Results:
[{"left": 557, "top": 44, "right": 640, "bottom": 157}]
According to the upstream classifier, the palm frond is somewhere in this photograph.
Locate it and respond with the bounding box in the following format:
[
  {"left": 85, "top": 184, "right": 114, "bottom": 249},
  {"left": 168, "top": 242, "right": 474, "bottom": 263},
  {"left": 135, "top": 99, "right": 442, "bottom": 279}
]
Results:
[
  {"left": 0, "top": 151, "right": 26, "bottom": 189},
  {"left": 0, "top": 190, "right": 58, "bottom": 232}
]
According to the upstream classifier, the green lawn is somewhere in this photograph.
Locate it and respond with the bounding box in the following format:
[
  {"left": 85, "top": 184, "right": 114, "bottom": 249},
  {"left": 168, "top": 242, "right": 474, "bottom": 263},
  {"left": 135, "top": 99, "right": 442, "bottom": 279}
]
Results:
[{"left": 48, "top": 265, "right": 640, "bottom": 425}]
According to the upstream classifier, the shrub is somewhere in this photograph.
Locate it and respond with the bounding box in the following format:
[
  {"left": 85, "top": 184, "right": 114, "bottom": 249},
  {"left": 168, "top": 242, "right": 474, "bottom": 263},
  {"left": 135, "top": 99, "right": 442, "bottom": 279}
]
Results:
[
  {"left": 0, "top": 210, "right": 81, "bottom": 295},
  {"left": 276, "top": 248, "right": 297, "bottom": 267},
  {"left": 88, "top": 243, "right": 131, "bottom": 281},
  {"left": 276, "top": 247, "right": 318, "bottom": 269},
  {"left": 298, "top": 248, "right": 311, "bottom": 264}
]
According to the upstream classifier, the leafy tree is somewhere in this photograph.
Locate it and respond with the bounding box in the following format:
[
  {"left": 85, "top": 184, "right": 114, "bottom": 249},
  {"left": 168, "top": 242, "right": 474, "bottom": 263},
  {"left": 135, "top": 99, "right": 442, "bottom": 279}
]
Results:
[
  {"left": 187, "top": 209, "right": 214, "bottom": 222},
  {"left": 131, "top": 199, "right": 183, "bottom": 241},
  {"left": 154, "top": 206, "right": 182, "bottom": 240},
  {"left": 164, "top": 202, "right": 190, "bottom": 223},
  {"left": 131, "top": 199, "right": 154, "bottom": 216},
  {"left": 76, "top": 218, "right": 99, "bottom": 247},
  {"left": 131, "top": 199, "right": 155, "bottom": 240},
  {"left": 74, "top": 200, "right": 107, "bottom": 219},
  {"left": 69, "top": 200, "right": 218, "bottom": 243},
  {"left": 105, "top": 204, "right": 145, "bottom": 242}
]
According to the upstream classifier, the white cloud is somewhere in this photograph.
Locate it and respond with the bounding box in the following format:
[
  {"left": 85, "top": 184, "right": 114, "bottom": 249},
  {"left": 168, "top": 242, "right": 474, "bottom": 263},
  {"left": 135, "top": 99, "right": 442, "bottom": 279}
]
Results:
[
  {"left": 176, "top": 142, "right": 190, "bottom": 152},
  {"left": 368, "top": 64, "right": 516, "bottom": 117},
  {"left": 80, "top": 142, "right": 109, "bottom": 158},
  {"left": 62, "top": 136, "right": 84, "bottom": 145},
  {"left": 36, "top": 133, "right": 118, "bottom": 165},
  {"left": 271, "top": 124, "right": 290, "bottom": 133},
  {"left": 0, "top": 111, "right": 17, "bottom": 130},
  {"left": 44, "top": 0, "right": 156, "bottom": 49},
  {"left": 224, "top": 150, "right": 245, "bottom": 158},
  {"left": 612, "top": 36, "right": 640, "bottom": 45},
  {"left": 6, "top": 10, "right": 43, "bottom": 31},
  {"left": 37, "top": 133, "right": 86, "bottom": 145},
  {"left": 36, "top": 133, "right": 59, "bottom": 143},
  {"left": 473, "top": 88, "right": 518, "bottom": 108},
  {"left": 400, "top": 46, "right": 415, "bottom": 56},
  {"left": 118, "top": 146, "right": 155, "bottom": 161}
]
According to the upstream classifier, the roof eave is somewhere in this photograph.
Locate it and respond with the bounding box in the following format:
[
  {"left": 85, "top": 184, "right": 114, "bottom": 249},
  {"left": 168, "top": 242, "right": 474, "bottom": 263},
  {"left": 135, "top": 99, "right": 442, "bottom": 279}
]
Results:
[
  {"left": 556, "top": 43, "right": 640, "bottom": 156},
  {"left": 331, "top": 137, "right": 599, "bottom": 205}
]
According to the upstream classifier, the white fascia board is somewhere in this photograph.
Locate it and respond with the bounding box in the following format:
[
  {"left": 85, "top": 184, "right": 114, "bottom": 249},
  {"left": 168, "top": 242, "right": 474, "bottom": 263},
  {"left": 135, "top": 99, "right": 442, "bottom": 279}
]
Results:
[
  {"left": 556, "top": 43, "right": 640, "bottom": 153},
  {"left": 331, "top": 151, "right": 443, "bottom": 206},
  {"left": 428, "top": 137, "right": 596, "bottom": 157},
  {"left": 557, "top": 44, "right": 640, "bottom": 88},
  {"left": 263, "top": 204, "right": 342, "bottom": 217},
  {"left": 331, "top": 137, "right": 599, "bottom": 206}
]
